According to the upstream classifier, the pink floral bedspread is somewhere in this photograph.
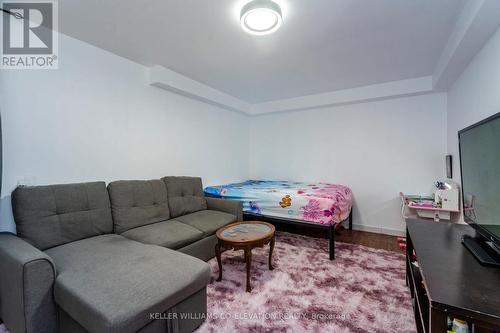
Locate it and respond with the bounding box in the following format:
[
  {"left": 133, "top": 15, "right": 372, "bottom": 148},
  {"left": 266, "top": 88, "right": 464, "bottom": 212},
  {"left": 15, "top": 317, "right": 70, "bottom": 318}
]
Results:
[{"left": 204, "top": 180, "right": 353, "bottom": 225}]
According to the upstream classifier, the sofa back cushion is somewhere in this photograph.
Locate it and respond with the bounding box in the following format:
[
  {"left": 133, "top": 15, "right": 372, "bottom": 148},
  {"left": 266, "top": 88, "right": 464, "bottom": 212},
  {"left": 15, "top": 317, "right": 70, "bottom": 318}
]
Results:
[
  {"left": 107, "top": 180, "right": 170, "bottom": 234},
  {"left": 162, "top": 176, "right": 207, "bottom": 218},
  {"left": 11, "top": 182, "right": 113, "bottom": 250}
]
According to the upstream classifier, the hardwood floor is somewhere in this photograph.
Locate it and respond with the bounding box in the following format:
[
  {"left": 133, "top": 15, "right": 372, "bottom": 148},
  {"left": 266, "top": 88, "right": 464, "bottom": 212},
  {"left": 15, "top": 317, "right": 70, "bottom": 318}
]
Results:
[
  {"left": 272, "top": 222, "right": 404, "bottom": 253},
  {"left": 335, "top": 228, "right": 404, "bottom": 253}
]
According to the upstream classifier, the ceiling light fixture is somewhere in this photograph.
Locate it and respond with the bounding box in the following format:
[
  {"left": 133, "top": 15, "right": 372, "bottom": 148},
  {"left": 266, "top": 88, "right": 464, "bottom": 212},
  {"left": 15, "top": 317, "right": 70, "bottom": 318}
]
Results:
[{"left": 240, "top": 0, "right": 282, "bottom": 36}]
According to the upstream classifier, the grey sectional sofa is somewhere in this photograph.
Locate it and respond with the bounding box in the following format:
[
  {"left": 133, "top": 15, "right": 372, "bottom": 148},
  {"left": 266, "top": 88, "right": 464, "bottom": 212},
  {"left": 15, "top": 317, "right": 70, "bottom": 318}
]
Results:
[{"left": 0, "top": 176, "right": 242, "bottom": 333}]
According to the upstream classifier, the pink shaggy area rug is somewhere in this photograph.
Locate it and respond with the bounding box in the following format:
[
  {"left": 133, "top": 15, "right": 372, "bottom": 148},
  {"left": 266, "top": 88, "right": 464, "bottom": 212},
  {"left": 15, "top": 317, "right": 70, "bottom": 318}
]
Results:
[
  {"left": 0, "top": 233, "right": 415, "bottom": 333},
  {"left": 196, "top": 232, "right": 416, "bottom": 333}
]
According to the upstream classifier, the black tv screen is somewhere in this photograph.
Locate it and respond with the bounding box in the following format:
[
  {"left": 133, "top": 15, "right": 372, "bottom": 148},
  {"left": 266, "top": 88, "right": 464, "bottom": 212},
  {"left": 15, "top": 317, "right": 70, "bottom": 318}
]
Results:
[{"left": 459, "top": 112, "right": 500, "bottom": 244}]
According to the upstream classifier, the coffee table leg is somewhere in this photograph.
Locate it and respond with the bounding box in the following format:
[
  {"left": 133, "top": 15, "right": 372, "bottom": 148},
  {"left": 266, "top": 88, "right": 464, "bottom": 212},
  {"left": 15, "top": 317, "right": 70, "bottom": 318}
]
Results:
[
  {"left": 245, "top": 248, "right": 252, "bottom": 292},
  {"left": 215, "top": 241, "right": 222, "bottom": 282},
  {"left": 269, "top": 236, "right": 275, "bottom": 270}
]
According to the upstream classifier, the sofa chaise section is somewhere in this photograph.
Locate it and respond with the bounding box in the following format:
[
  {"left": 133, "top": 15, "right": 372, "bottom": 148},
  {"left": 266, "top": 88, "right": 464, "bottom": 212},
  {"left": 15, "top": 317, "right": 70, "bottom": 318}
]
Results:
[
  {"left": 45, "top": 234, "right": 209, "bottom": 333},
  {"left": 2, "top": 181, "right": 210, "bottom": 333}
]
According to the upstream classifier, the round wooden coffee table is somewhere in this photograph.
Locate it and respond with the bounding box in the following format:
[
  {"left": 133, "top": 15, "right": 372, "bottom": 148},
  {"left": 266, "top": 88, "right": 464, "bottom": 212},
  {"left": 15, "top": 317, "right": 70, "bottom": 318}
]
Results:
[{"left": 215, "top": 221, "right": 275, "bottom": 292}]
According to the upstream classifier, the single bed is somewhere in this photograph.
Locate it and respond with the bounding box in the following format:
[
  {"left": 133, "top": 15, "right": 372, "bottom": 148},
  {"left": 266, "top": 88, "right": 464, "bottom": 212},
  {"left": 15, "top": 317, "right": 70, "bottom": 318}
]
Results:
[{"left": 204, "top": 180, "right": 353, "bottom": 260}]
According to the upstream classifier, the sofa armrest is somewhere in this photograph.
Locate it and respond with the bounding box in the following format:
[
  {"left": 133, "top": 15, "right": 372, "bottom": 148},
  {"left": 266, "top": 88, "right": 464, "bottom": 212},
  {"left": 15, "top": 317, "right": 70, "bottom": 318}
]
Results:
[
  {"left": 205, "top": 197, "right": 243, "bottom": 221},
  {"left": 0, "top": 233, "right": 57, "bottom": 333}
]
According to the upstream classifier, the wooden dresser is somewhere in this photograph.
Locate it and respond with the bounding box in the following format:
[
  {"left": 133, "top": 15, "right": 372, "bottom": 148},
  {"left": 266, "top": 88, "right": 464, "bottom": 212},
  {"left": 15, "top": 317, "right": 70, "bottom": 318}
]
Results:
[{"left": 406, "top": 219, "right": 500, "bottom": 333}]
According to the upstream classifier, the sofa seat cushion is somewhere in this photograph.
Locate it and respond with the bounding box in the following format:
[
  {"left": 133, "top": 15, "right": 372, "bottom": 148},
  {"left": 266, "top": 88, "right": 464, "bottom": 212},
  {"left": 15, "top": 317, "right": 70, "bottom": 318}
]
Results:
[
  {"left": 121, "top": 220, "right": 204, "bottom": 249},
  {"left": 174, "top": 210, "right": 237, "bottom": 236},
  {"left": 45, "top": 234, "right": 210, "bottom": 333}
]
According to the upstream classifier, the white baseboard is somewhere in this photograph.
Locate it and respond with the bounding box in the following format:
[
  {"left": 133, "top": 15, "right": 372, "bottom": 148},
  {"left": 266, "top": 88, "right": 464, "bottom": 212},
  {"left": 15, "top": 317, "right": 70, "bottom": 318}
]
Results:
[{"left": 351, "top": 223, "right": 405, "bottom": 237}]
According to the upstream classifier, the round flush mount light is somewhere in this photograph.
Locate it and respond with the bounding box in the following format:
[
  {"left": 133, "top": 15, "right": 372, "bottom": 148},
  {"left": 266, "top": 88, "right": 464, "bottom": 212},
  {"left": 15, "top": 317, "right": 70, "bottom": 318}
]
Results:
[{"left": 240, "top": 0, "right": 283, "bottom": 35}]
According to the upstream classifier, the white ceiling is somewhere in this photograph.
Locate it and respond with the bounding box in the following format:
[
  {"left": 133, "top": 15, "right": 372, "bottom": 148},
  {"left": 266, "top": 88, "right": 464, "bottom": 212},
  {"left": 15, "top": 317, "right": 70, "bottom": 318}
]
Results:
[{"left": 59, "top": 0, "right": 467, "bottom": 104}]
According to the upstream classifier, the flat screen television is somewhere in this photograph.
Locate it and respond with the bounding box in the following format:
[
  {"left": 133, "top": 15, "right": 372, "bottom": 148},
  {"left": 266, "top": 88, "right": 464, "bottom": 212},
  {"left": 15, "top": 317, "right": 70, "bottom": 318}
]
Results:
[{"left": 459, "top": 111, "right": 500, "bottom": 266}]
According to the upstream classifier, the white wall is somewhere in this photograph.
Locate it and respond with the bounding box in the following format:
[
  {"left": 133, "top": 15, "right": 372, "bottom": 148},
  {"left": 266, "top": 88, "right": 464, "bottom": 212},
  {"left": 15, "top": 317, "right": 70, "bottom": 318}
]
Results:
[
  {"left": 0, "top": 34, "right": 249, "bottom": 233},
  {"left": 447, "top": 27, "right": 500, "bottom": 182},
  {"left": 4, "top": 26, "right": 482, "bottom": 236},
  {"left": 249, "top": 94, "right": 447, "bottom": 235}
]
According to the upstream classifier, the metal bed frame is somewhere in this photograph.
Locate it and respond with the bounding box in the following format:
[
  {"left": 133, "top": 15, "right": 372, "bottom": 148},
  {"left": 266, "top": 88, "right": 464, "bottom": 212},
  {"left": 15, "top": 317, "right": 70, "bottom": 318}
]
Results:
[{"left": 243, "top": 210, "right": 353, "bottom": 260}]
